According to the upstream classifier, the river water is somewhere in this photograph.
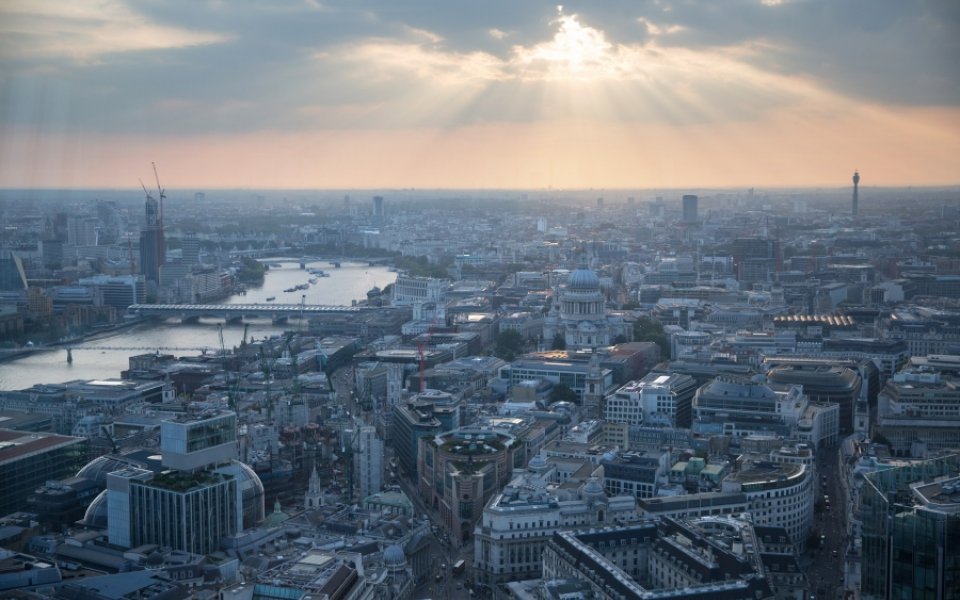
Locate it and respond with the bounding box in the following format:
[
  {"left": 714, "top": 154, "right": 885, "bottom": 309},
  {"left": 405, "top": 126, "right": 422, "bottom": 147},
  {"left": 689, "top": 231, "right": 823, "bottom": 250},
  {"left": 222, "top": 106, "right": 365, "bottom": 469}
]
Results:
[{"left": 0, "top": 260, "right": 395, "bottom": 390}]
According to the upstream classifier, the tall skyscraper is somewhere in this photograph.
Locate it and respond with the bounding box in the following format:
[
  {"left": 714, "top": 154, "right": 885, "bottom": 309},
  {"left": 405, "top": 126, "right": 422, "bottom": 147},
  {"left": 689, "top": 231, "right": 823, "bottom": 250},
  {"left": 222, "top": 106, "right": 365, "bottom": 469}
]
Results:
[
  {"left": 682, "top": 194, "right": 698, "bottom": 223},
  {"left": 852, "top": 170, "right": 860, "bottom": 216},
  {"left": 139, "top": 194, "right": 165, "bottom": 283},
  {"left": 353, "top": 424, "right": 383, "bottom": 501},
  {"left": 372, "top": 195, "right": 384, "bottom": 223}
]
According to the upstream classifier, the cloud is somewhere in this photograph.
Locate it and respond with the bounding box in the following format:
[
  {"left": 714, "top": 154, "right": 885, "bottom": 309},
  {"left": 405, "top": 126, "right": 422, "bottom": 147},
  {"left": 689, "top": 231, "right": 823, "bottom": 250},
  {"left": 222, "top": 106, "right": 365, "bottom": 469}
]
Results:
[
  {"left": 0, "top": 0, "right": 227, "bottom": 62},
  {"left": 0, "top": 0, "right": 956, "bottom": 140}
]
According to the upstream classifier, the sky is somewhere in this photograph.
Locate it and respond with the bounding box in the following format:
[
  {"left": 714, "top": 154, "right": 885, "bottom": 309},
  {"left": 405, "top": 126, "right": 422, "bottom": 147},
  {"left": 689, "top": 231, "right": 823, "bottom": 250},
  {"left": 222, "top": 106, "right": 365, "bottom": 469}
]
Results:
[{"left": 0, "top": 0, "right": 958, "bottom": 189}]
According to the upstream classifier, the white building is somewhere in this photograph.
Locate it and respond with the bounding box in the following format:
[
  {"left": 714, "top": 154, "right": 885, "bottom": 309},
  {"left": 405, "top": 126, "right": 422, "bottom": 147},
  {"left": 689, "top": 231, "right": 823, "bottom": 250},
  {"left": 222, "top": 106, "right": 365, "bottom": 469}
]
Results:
[
  {"left": 542, "top": 268, "right": 628, "bottom": 350},
  {"left": 721, "top": 461, "right": 814, "bottom": 552},
  {"left": 391, "top": 275, "right": 448, "bottom": 306},
  {"left": 604, "top": 373, "right": 698, "bottom": 429},
  {"left": 353, "top": 424, "right": 384, "bottom": 502},
  {"left": 472, "top": 457, "right": 638, "bottom": 585}
]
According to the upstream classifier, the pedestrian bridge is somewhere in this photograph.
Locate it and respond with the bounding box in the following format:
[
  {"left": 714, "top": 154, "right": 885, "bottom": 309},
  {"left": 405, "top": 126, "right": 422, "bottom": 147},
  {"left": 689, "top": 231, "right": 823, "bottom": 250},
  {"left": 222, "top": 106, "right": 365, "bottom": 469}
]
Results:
[{"left": 128, "top": 303, "right": 368, "bottom": 321}]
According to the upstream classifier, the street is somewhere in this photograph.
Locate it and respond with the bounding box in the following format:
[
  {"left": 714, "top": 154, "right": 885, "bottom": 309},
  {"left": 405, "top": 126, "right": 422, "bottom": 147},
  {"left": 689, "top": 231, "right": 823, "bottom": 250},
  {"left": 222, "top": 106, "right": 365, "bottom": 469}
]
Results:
[{"left": 805, "top": 442, "right": 849, "bottom": 599}]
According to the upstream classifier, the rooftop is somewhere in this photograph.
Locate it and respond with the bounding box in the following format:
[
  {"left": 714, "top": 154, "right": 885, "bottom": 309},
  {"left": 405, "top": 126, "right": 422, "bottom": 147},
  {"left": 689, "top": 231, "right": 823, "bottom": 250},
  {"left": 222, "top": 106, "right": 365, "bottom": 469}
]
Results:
[{"left": 0, "top": 429, "right": 84, "bottom": 466}]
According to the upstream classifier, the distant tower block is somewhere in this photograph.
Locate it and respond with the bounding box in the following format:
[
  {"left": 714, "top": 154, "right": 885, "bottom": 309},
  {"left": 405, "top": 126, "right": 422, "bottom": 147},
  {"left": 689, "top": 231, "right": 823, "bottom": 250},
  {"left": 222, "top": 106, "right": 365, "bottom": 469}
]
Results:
[
  {"left": 852, "top": 170, "right": 860, "bottom": 217},
  {"left": 682, "top": 194, "right": 699, "bottom": 224},
  {"left": 372, "top": 195, "right": 385, "bottom": 222}
]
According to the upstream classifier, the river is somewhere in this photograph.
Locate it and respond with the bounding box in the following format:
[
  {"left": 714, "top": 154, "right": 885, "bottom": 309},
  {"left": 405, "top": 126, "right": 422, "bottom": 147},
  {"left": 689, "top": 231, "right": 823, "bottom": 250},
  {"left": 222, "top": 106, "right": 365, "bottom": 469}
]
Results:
[{"left": 0, "top": 260, "right": 395, "bottom": 390}]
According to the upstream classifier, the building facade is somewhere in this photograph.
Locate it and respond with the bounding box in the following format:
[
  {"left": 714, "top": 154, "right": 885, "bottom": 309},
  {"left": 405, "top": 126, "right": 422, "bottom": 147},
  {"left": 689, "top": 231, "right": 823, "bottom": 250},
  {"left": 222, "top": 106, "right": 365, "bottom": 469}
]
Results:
[
  {"left": 604, "top": 373, "right": 697, "bottom": 428},
  {"left": 859, "top": 454, "right": 960, "bottom": 600},
  {"left": 542, "top": 268, "right": 629, "bottom": 350},
  {"left": 0, "top": 429, "right": 87, "bottom": 517},
  {"left": 721, "top": 461, "right": 814, "bottom": 552},
  {"left": 417, "top": 428, "right": 523, "bottom": 547},
  {"left": 472, "top": 464, "right": 637, "bottom": 585}
]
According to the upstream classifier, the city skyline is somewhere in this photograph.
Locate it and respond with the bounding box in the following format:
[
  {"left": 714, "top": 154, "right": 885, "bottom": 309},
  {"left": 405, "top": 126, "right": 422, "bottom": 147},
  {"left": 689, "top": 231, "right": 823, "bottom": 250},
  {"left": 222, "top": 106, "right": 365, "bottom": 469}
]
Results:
[{"left": 1, "top": 0, "right": 958, "bottom": 189}]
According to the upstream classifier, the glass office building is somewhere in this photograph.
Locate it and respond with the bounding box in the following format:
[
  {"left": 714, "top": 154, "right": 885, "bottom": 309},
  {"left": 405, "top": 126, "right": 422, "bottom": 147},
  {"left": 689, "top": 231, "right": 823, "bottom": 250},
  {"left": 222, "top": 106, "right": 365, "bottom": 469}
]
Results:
[{"left": 860, "top": 454, "right": 960, "bottom": 600}]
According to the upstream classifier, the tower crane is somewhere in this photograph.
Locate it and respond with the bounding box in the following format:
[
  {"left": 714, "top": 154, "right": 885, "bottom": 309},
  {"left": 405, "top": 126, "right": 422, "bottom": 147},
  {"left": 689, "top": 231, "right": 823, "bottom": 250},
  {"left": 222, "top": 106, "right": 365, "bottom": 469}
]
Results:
[
  {"left": 152, "top": 162, "right": 166, "bottom": 231},
  {"left": 151, "top": 163, "right": 167, "bottom": 265}
]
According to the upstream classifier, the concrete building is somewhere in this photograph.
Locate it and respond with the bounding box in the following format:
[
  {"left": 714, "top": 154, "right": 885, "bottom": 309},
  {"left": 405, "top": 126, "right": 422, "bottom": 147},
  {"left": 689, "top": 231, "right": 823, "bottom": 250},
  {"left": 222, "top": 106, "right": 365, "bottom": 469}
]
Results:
[
  {"left": 102, "top": 411, "right": 264, "bottom": 555},
  {"left": 721, "top": 460, "right": 814, "bottom": 551},
  {"left": 418, "top": 428, "right": 523, "bottom": 547},
  {"left": 693, "top": 376, "right": 839, "bottom": 448},
  {"left": 542, "top": 518, "right": 774, "bottom": 600},
  {"left": 766, "top": 363, "right": 861, "bottom": 434},
  {"left": 876, "top": 366, "right": 960, "bottom": 457},
  {"left": 604, "top": 372, "right": 698, "bottom": 429},
  {"left": 473, "top": 464, "right": 638, "bottom": 585},
  {"left": 390, "top": 393, "right": 460, "bottom": 478},
  {"left": 602, "top": 450, "right": 671, "bottom": 500},
  {"left": 499, "top": 354, "right": 615, "bottom": 402},
  {"left": 353, "top": 423, "right": 383, "bottom": 501},
  {"left": 391, "top": 275, "right": 447, "bottom": 306},
  {"left": 77, "top": 275, "right": 146, "bottom": 310}
]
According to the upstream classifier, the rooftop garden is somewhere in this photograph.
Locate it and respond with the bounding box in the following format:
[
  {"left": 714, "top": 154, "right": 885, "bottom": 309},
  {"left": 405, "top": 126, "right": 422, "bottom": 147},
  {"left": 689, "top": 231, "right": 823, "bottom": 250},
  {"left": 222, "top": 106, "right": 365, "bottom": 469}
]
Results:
[{"left": 147, "top": 470, "right": 228, "bottom": 493}]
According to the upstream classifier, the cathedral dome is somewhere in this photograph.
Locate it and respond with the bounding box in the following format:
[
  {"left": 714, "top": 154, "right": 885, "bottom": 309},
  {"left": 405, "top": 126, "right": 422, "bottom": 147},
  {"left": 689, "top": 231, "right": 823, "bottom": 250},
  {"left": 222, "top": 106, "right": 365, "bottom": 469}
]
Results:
[
  {"left": 583, "top": 477, "right": 604, "bottom": 497},
  {"left": 528, "top": 453, "right": 548, "bottom": 473},
  {"left": 384, "top": 544, "right": 406, "bottom": 567},
  {"left": 566, "top": 268, "right": 600, "bottom": 291}
]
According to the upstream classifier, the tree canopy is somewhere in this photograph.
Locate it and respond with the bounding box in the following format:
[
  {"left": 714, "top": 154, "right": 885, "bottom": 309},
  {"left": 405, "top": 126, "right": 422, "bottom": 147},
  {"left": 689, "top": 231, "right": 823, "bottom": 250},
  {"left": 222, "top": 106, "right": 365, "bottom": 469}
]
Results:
[{"left": 494, "top": 329, "right": 525, "bottom": 361}]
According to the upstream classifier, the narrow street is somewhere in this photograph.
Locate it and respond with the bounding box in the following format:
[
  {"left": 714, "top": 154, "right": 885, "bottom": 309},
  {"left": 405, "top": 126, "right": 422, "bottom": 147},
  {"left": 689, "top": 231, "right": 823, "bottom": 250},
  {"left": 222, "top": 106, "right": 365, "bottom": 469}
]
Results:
[
  {"left": 396, "top": 471, "right": 474, "bottom": 600},
  {"left": 805, "top": 442, "right": 850, "bottom": 599}
]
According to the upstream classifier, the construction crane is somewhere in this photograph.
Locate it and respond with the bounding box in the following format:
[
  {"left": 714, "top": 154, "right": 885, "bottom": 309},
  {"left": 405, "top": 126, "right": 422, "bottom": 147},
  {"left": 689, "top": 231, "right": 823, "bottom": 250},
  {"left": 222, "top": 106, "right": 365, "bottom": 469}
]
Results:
[
  {"left": 151, "top": 162, "right": 167, "bottom": 265},
  {"left": 139, "top": 179, "right": 155, "bottom": 204}
]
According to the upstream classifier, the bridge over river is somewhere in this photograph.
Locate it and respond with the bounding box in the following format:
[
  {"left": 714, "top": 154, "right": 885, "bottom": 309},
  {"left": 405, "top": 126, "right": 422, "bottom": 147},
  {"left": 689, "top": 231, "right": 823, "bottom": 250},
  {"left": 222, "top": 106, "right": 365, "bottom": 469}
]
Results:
[{"left": 128, "top": 303, "right": 372, "bottom": 322}]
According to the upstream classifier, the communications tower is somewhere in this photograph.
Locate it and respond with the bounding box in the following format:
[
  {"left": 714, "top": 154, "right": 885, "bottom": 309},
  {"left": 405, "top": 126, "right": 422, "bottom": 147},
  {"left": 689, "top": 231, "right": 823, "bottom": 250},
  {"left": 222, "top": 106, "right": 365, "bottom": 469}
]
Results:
[{"left": 852, "top": 170, "right": 860, "bottom": 217}]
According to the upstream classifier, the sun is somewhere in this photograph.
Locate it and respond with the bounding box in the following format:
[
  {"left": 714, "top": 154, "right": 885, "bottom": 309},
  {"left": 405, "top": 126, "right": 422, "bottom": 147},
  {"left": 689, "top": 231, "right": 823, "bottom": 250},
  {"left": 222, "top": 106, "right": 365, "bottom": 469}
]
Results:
[{"left": 517, "top": 8, "right": 616, "bottom": 81}]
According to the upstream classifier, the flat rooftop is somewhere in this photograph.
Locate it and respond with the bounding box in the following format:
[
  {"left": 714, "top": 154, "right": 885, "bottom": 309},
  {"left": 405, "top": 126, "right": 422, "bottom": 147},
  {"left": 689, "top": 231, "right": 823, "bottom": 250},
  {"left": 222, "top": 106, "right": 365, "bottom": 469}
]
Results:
[{"left": 0, "top": 429, "right": 84, "bottom": 466}]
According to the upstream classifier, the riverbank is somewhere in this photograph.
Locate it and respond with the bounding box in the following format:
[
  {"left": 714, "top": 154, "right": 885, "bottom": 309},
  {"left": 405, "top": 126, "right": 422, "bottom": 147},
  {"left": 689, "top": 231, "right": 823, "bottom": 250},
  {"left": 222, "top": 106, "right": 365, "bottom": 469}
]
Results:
[{"left": 0, "top": 316, "right": 150, "bottom": 364}]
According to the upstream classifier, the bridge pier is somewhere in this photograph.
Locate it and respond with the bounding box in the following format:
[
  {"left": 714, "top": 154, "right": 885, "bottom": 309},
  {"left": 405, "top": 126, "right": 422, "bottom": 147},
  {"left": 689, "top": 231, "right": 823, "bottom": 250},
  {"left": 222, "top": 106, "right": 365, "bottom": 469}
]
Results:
[
  {"left": 272, "top": 316, "right": 289, "bottom": 325},
  {"left": 225, "top": 315, "right": 244, "bottom": 325},
  {"left": 181, "top": 315, "right": 200, "bottom": 324}
]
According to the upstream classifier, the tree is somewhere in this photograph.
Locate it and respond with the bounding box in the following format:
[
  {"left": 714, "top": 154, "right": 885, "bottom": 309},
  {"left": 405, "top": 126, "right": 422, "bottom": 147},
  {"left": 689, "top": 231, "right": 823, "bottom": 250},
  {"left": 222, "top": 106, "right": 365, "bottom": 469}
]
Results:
[
  {"left": 549, "top": 383, "right": 578, "bottom": 403},
  {"left": 633, "top": 317, "right": 669, "bottom": 358},
  {"left": 551, "top": 333, "right": 566, "bottom": 350},
  {"left": 494, "top": 329, "right": 525, "bottom": 361}
]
